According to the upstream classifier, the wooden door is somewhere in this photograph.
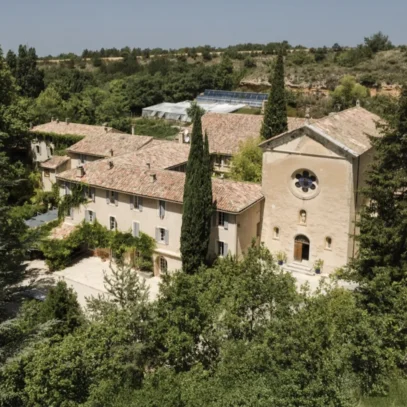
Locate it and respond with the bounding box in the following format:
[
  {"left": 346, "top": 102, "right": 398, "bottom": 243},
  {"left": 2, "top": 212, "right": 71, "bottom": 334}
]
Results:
[{"left": 294, "top": 241, "right": 302, "bottom": 262}]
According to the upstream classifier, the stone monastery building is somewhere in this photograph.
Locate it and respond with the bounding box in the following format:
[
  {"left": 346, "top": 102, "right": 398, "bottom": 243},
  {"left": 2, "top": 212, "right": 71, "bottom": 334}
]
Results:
[{"left": 31, "top": 106, "right": 381, "bottom": 275}]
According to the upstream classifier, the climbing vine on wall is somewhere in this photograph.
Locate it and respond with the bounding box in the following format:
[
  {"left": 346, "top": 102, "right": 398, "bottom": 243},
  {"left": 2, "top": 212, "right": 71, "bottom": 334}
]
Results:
[
  {"left": 31, "top": 132, "right": 84, "bottom": 155},
  {"left": 58, "top": 183, "right": 88, "bottom": 219}
]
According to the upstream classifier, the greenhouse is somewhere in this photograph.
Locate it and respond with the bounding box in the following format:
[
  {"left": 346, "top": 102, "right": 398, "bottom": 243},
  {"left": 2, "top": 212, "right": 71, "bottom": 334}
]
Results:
[{"left": 142, "top": 101, "right": 245, "bottom": 122}]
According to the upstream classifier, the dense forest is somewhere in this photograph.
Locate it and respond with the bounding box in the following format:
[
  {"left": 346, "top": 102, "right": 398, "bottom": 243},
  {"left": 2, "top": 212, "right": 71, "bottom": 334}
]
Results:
[
  {"left": 2, "top": 33, "right": 407, "bottom": 406},
  {"left": 2, "top": 31, "right": 403, "bottom": 135}
]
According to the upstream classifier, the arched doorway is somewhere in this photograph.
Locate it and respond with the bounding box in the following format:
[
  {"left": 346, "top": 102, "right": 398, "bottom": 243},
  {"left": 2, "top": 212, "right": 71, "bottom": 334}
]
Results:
[{"left": 294, "top": 235, "right": 310, "bottom": 262}]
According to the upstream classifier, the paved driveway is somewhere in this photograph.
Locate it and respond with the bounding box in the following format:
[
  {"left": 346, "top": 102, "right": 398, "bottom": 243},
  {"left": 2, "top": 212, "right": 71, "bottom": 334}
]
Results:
[
  {"left": 27, "top": 258, "right": 355, "bottom": 310},
  {"left": 28, "top": 257, "right": 161, "bottom": 309}
]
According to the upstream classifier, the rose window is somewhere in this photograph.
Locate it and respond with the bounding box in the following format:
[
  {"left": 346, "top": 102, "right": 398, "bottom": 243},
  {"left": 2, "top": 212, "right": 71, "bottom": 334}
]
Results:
[{"left": 295, "top": 171, "right": 317, "bottom": 193}]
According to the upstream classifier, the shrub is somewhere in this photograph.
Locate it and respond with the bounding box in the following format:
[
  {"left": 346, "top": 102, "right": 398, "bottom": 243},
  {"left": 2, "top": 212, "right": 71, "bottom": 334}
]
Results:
[
  {"left": 41, "top": 221, "right": 156, "bottom": 271},
  {"left": 243, "top": 57, "right": 257, "bottom": 68}
]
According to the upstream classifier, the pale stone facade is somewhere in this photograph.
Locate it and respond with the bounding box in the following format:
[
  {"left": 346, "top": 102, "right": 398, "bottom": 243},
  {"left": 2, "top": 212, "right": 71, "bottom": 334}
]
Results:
[
  {"left": 41, "top": 106, "right": 381, "bottom": 276},
  {"left": 260, "top": 107, "right": 382, "bottom": 274},
  {"left": 61, "top": 184, "right": 262, "bottom": 275}
]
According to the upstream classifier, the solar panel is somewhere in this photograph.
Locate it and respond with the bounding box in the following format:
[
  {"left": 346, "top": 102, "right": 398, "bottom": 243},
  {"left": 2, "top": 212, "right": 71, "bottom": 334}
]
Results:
[{"left": 198, "top": 90, "right": 268, "bottom": 108}]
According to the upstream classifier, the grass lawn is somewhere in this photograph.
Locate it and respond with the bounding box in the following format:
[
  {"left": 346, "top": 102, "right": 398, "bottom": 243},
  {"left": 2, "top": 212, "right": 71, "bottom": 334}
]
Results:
[
  {"left": 234, "top": 107, "right": 262, "bottom": 115},
  {"left": 132, "top": 118, "right": 179, "bottom": 139},
  {"left": 360, "top": 379, "right": 407, "bottom": 407}
]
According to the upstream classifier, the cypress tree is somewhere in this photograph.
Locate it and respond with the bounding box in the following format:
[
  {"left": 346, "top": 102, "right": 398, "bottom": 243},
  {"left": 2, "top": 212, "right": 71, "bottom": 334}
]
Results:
[
  {"left": 349, "top": 86, "right": 407, "bottom": 321},
  {"left": 261, "top": 49, "right": 288, "bottom": 140},
  {"left": 355, "top": 87, "right": 407, "bottom": 282},
  {"left": 203, "top": 131, "right": 213, "bottom": 249},
  {"left": 181, "top": 107, "right": 212, "bottom": 274}
]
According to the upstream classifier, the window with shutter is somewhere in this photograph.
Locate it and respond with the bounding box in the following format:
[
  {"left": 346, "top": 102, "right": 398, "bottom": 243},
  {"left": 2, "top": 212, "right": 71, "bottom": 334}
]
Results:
[
  {"left": 114, "top": 192, "right": 119, "bottom": 206},
  {"left": 217, "top": 241, "right": 225, "bottom": 257},
  {"left": 109, "top": 216, "right": 116, "bottom": 231},
  {"left": 157, "top": 227, "right": 166, "bottom": 243},
  {"left": 218, "top": 212, "right": 228, "bottom": 229},
  {"left": 132, "top": 222, "right": 140, "bottom": 238},
  {"left": 159, "top": 200, "right": 166, "bottom": 219}
]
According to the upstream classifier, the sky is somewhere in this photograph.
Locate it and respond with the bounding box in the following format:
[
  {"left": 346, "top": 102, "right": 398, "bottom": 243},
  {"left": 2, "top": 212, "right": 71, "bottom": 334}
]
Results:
[{"left": 1, "top": 0, "right": 406, "bottom": 56}]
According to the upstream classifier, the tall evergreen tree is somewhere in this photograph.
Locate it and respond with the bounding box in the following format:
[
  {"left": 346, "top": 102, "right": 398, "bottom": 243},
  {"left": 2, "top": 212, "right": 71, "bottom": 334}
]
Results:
[
  {"left": 16, "top": 45, "right": 44, "bottom": 98},
  {"left": 354, "top": 86, "right": 407, "bottom": 285},
  {"left": 5, "top": 50, "right": 17, "bottom": 76},
  {"left": 261, "top": 49, "right": 288, "bottom": 140},
  {"left": 180, "top": 106, "right": 212, "bottom": 274},
  {"left": 203, "top": 132, "right": 213, "bottom": 250}
]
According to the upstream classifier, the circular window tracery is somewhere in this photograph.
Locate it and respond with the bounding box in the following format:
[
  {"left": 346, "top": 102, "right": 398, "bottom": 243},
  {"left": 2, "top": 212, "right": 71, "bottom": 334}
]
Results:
[
  {"left": 289, "top": 169, "right": 319, "bottom": 200},
  {"left": 295, "top": 171, "right": 317, "bottom": 193}
]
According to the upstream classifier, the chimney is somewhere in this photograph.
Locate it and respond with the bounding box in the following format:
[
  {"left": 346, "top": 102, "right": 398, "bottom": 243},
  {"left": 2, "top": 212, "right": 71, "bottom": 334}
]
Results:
[
  {"left": 51, "top": 117, "right": 54, "bottom": 122},
  {"left": 150, "top": 173, "right": 157, "bottom": 182},
  {"left": 66, "top": 118, "right": 70, "bottom": 125},
  {"left": 356, "top": 99, "right": 361, "bottom": 108},
  {"left": 108, "top": 161, "right": 114, "bottom": 169},
  {"left": 110, "top": 149, "right": 114, "bottom": 157},
  {"left": 131, "top": 125, "right": 135, "bottom": 135},
  {"left": 76, "top": 165, "right": 85, "bottom": 177},
  {"left": 56, "top": 118, "right": 60, "bottom": 123},
  {"left": 146, "top": 162, "right": 151, "bottom": 169},
  {"left": 29, "top": 122, "right": 33, "bottom": 130},
  {"left": 103, "top": 122, "right": 108, "bottom": 132}
]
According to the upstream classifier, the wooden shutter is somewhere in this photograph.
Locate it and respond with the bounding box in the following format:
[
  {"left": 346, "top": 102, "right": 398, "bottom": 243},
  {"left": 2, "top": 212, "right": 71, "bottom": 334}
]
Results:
[
  {"left": 224, "top": 213, "right": 229, "bottom": 230},
  {"left": 69, "top": 207, "right": 74, "bottom": 219},
  {"left": 224, "top": 242, "right": 228, "bottom": 256},
  {"left": 93, "top": 211, "right": 96, "bottom": 223},
  {"left": 106, "top": 190, "right": 109, "bottom": 204},
  {"left": 130, "top": 195, "right": 134, "bottom": 210},
  {"left": 85, "top": 210, "right": 90, "bottom": 223},
  {"left": 115, "top": 192, "right": 119, "bottom": 206},
  {"left": 91, "top": 188, "right": 95, "bottom": 202},
  {"left": 155, "top": 227, "right": 159, "bottom": 242},
  {"left": 133, "top": 222, "right": 140, "bottom": 238},
  {"left": 165, "top": 229, "right": 169, "bottom": 245},
  {"left": 294, "top": 241, "right": 302, "bottom": 262},
  {"left": 139, "top": 197, "right": 143, "bottom": 212}
]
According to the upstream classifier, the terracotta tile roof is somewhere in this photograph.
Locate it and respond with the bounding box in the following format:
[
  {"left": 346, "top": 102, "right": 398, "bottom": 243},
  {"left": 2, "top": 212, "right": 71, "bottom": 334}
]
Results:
[
  {"left": 67, "top": 133, "right": 154, "bottom": 157},
  {"left": 56, "top": 161, "right": 263, "bottom": 213},
  {"left": 40, "top": 155, "right": 70, "bottom": 169},
  {"left": 111, "top": 140, "right": 190, "bottom": 169},
  {"left": 31, "top": 121, "right": 123, "bottom": 137},
  {"left": 189, "top": 113, "right": 307, "bottom": 155},
  {"left": 309, "top": 107, "right": 382, "bottom": 156},
  {"left": 49, "top": 223, "right": 76, "bottom": 240},
  {"left": 259, "top": 107, "right": 383, "bottom": 157}
]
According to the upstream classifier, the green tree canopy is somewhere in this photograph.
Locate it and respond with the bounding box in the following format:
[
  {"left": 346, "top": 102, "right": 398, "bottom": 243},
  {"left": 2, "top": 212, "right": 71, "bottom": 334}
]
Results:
[
  {"left": 230, "top": 137, "right": 263, "bottom": 183},
  {"left": 331, "top": 75, "right": 369, "bottom": 110},
  {"left": 364, "top": 31, "right": 393, "bottom": 53},
  {"left": 15, "top": 45, "right": 44, "bottom": 98}
]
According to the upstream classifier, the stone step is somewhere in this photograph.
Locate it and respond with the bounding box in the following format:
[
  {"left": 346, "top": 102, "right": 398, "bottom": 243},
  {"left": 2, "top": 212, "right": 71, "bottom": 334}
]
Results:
[{"left": 282, "top": 262, "right": 315, "bottom": 276}]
